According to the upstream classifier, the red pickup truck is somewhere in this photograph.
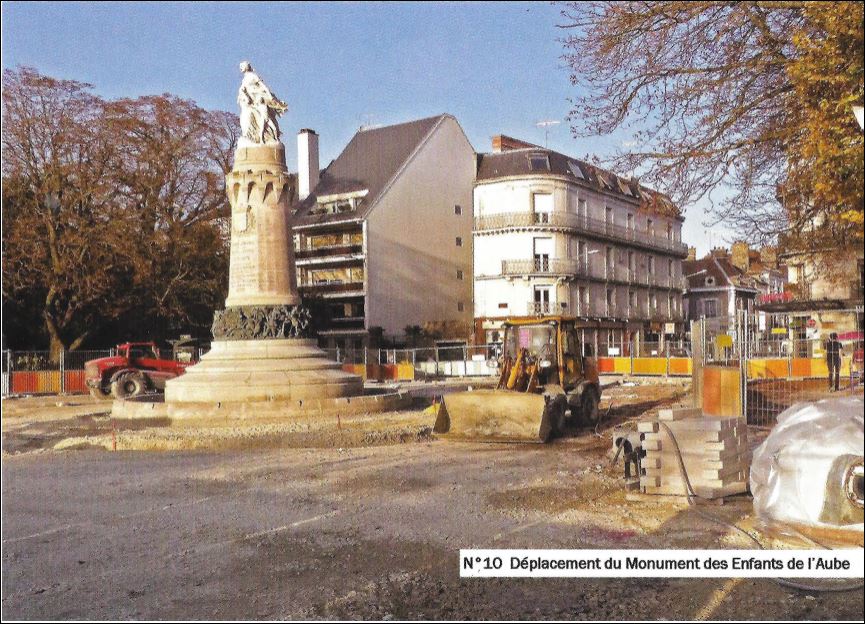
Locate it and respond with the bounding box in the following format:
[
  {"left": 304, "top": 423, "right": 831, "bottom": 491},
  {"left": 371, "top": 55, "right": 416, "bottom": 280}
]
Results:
[{"left": 85, "top": 341, "right": 196, "bottom": 400}]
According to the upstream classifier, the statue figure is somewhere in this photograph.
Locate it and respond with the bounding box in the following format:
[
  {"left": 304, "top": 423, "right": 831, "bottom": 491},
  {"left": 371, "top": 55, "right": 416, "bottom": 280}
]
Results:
[{"left": 237, "top": 61, "right": 288, "bottom": 146}]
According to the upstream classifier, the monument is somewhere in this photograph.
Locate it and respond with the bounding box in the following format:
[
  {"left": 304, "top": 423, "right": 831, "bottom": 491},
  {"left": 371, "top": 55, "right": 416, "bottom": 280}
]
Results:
[{"left": 163, "top": 62, "right": 364, "bottom": 406}]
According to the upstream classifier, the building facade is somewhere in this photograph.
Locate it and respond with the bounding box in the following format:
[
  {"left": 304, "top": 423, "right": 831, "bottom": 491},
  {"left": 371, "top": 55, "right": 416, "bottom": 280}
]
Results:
[
  {"left": 472, "top": 136, "right": 688, "bottom": 355},
  {"left": 755, "top": 248, "right": 864, "bottom": 347},
  {"left": 682, "top": 250, "right": 762, "bottom": 325},
  {"left": 291, "top": 115, "right": 476, "bottom": 351}
]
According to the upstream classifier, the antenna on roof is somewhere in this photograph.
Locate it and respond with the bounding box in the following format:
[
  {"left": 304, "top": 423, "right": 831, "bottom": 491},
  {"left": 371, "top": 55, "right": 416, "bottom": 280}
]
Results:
[
  {"left": 359, "top": 113, "right": 380, "bottom": 131},
  {"left": 535, "top": 120, "right": 561, "bottom": 148}
]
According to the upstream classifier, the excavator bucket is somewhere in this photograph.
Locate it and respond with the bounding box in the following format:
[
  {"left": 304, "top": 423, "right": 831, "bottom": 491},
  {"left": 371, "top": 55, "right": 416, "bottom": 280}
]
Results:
[{"left": 433, "top": 389, "right": 556, "bottom": 443}]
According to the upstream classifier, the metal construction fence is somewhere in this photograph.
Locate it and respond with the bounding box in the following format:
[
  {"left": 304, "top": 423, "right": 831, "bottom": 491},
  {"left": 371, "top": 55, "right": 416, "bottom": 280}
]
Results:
[
  {"left": 696, "top": 309, "right": 864, "bottom": 427},
  {"left": 2, "top": 349, "right": 114, "bottom": 395}
]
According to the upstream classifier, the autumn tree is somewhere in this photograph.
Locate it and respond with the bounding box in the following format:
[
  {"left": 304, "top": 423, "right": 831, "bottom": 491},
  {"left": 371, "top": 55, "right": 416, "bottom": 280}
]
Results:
[
  {"left": 2, "top": 67, "right": 238, "bottom": 357},
  {"left": 103, "top": 95, "right": 237, "bottom": 339},
  {"left": 2, "top": 68, "right": 136, "bottom": 357},
  {"left": 559, "top": 1, "right": 864, "bottom": 256}
]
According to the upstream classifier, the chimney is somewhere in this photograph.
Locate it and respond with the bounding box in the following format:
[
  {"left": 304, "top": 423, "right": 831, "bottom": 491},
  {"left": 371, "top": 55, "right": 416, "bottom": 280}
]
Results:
[
  {"left": 687, "top": 246, "right": 697, "bottom": 262},
  {"left": 297, "top": 129, "right": 319, "bottom": 201},
  {"left": 491, "top": 134, "right": 539, "bottom": 153},
  {"left": 731, "top": 241, "right": 750, "bottom": 273}
]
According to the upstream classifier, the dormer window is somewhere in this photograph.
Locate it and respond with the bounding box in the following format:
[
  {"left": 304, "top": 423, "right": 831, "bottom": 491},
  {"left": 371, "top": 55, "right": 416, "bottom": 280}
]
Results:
[
  {"left": 568, "top": 161, "right": 585, "bottom": 179},
  {"left": 528, "top": 153, "right": 550, "bottom": 171},
  {"left": 310, "top": 189, "right": 369, "bottom": 215}
]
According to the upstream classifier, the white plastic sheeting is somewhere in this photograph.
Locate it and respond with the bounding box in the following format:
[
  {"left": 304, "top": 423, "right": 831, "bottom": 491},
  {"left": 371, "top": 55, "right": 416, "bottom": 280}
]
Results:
[{"left": 750, "top": 396, "right": 864, "bottom": 535}]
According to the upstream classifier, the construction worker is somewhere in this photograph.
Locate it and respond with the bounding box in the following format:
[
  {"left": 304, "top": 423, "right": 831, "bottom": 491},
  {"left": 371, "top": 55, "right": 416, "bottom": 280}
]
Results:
[{"left": 825, "top": 332, "right": 843, "bottom": 391}]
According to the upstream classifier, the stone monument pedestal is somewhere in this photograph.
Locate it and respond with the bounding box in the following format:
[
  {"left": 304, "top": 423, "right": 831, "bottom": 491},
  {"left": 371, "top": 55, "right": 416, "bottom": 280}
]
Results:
[
  {"left": 164, "top": 339, "right": 363, "bottom": 403},
  {"left": 164, "top": 140, "right": 364, "bottom": 407}
]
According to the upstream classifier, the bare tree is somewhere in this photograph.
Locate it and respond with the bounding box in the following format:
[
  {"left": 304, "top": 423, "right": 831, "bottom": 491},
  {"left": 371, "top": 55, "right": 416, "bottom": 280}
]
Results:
[{"left": 559, "top": 1, "right": 863, "bottom": 254}]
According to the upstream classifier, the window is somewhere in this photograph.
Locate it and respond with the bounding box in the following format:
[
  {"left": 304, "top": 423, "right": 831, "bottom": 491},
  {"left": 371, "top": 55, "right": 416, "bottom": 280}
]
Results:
[
  {"left": 454, "top": 204, "right": 462, "bottom": 215},
  {"left": 457, "top": 302, "right": 465, "bottom": 312},
  {"left": 577, "top": 198, "right": 587, "bottom": 218},
  {"left": 498, "top": 302, "right": 508, "bottom": 309},
  {"left": 606, "top": 288, "right": 615, "bottom": 315},
  {"left": 703, "top": 299, "right": 717, "bottom": 318},
  {"left": 533, "top": 193, "right": 553, "bottom": 223},
  {"left": 528, "top": 153, "right": 550, "bottom": 171},
  {"left": 705, "top": 276, "right": 716, "bottom": 287},
  {"left": 533, "top": 237, "right": 553, "bottom": 271},
  {"left": 455, "top": 236, "right": 462, "bottom": 247},
  {"left": 456, "top": 269, "right": 463, "bottom": 280},
  {"left": 668, "top": 259, "right": 674, "bottom": 277},
  {"left": 648, "top": 256, "right": 655, "bottom": 275},
  {"left": 627, "top": 213, "right": 634, "bottom": 230}
]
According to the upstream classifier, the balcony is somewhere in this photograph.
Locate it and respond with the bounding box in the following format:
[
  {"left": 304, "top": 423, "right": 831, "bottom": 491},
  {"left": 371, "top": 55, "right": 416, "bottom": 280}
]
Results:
[
  {"left": 475, "top": 211, "right": 688, "bottom": 256},
  {"left": 298, "top": 281, "right": 366, "bottom": 297},
  {"left": 501, "top": 257, "right": 583, "bottom": 277},
  {"left": 295, "top": 243, "right": 363, "bottom": 259},
  {"left": 527, "top": 301, "right": 554, "bottom": 315}
]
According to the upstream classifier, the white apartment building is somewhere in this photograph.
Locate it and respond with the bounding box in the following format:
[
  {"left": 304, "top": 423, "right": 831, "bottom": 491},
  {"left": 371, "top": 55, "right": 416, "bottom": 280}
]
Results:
[
  {"left": 473, "top": 135, "right": 687, "bottom": 355},
  {"left": 291, "top": 115, "right": 476, "bottom": 351}
]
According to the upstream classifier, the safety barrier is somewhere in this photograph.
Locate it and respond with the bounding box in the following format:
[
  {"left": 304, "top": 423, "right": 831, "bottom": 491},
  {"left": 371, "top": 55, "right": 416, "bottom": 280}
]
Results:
[
  {"left": 595, "top": 356, "right": 692, "bottom": 377},
  {"left": 2, "top": 348, "right": 857, "bottom": 394}
]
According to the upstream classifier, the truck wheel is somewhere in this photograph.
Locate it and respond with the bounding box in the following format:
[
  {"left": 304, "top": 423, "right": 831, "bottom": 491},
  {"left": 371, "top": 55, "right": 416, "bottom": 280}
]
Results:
[
  {"left": 89, "top": 386, "right": 111, "bottom": 401},
  {"left": 579, "top": 387, "right": 600, "bottom": 427},
  {"left": 111, "top": 372, "right": 146, "bottom": 399}
]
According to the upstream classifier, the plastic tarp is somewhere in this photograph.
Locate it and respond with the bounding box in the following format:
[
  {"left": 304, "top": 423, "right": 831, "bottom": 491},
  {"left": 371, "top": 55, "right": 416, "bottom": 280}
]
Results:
[{"left": 750, "top": 396, "right": 864, "bottom": 535}]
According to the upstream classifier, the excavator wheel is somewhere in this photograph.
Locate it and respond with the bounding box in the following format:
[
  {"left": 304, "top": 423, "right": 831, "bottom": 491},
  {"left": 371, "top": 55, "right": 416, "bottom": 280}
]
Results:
[{"left": 111, "top": 371, "right": 147, "bottom": 400}]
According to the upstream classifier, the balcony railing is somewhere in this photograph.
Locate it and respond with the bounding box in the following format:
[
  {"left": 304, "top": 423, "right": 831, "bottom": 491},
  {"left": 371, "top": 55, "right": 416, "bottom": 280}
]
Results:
[
  {"left": 295, "top": 243, "right": 363, "bottom": 258},
  {"left": 528, "top": 301, "right": 554, "bottom": 315},
  {"left": 475, "top": 211, "right": 688, "bottom": 255},
  {"left": 501, "top": 258, "right": 583, "bottom": 276},
  {"left": 298, "top": 280, "right": 365, "bottom": 294}
]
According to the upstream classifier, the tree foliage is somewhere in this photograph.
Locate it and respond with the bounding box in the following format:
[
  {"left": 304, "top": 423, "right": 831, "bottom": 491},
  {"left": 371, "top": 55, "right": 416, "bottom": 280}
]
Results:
[
  {"left": 559, "top": 1, "right": 864, "bottom": 255},
  {"left": 2, "top": 67, "right": 238, "bottom": 356}
]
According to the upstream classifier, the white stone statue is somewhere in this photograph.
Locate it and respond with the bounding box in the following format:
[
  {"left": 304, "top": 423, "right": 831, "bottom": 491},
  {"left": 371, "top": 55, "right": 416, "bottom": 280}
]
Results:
[{"left": 237, "top": 61, "right": 288, "bottom": 146}]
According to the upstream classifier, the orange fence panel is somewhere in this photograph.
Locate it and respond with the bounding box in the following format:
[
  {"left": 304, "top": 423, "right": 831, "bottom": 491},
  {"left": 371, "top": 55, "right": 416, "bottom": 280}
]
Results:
[
  {"left": 702, "top": 366, "right": 742, "bottom": 417},
  {"left": 668, "top": 357, "right": 692, "bottom": 376}
]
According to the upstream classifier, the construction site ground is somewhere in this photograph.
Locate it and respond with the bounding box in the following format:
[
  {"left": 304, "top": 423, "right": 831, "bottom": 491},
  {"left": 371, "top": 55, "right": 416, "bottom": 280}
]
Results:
[{"left": 2, "top": 382, "right": 861, "bottom": 620}]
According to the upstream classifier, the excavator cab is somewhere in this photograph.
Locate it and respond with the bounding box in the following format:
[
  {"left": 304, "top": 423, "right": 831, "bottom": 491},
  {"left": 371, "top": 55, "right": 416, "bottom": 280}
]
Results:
[{"left": 434, "top": 316, "right": 600, "bottom": 443}]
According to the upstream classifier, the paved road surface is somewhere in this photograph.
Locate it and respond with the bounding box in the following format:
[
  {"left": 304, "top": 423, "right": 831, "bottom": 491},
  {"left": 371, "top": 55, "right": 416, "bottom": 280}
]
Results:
[{"left": 3, "top": 443, "right": 860, "bottom": 620}]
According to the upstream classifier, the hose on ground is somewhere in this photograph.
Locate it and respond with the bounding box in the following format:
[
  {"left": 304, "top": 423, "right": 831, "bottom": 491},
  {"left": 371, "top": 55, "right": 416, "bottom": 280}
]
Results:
[{"left": 657, "top": 421, "right": 864, "bottom": 594}]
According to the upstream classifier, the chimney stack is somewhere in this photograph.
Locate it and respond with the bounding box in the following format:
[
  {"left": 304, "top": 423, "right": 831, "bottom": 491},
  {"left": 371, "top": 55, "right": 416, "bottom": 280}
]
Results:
[
  {"left": 297, "top": 129, "right": 319, "bottom": 201},
  {"left": 731, "top": 241, "right": 750, "bottom": 273},
  {"left": 491, "top": 134, "right": 539, "bottom": 153}
]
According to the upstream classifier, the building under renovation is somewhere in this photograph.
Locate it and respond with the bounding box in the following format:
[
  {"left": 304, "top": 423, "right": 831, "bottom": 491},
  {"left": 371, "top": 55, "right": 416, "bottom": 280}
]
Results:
[
  {"left": 472, "top": 135, "right": 688, "bottom": 355},
  {"left": 291, "top": 115, "right": 476, "bottom": 352}
]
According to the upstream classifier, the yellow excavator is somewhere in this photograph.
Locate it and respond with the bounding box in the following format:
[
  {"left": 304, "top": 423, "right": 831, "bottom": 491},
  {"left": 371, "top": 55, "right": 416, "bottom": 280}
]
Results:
[{"left": 433, "top": 316, "right": 601, "bottom": 443}]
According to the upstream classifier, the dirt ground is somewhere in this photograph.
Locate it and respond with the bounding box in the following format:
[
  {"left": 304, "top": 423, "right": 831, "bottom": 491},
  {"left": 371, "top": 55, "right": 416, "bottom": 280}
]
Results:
[{"left": 2, "top": 381, "right": 862, "bottom": 620}]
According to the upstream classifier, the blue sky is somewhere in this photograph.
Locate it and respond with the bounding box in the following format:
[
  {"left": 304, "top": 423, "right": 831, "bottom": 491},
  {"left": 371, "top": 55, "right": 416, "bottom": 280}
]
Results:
[{"left": 3, "top": 1, "right": 733, "bottom": 252}]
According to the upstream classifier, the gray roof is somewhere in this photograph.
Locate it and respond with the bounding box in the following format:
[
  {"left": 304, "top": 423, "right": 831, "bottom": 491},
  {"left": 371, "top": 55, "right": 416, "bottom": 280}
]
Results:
[
  {"left": 476, "top": 148, "right": 682, "bottom": 219},
  {"left": 293, "top": 114, "right": 447, "bottom": 225}
]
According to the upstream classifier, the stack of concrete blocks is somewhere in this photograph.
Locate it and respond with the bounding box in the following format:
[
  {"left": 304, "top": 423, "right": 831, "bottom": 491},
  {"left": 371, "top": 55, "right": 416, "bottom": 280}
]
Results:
[{"left": 638, "top": 407, "right": 751, "bottom": 499}]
